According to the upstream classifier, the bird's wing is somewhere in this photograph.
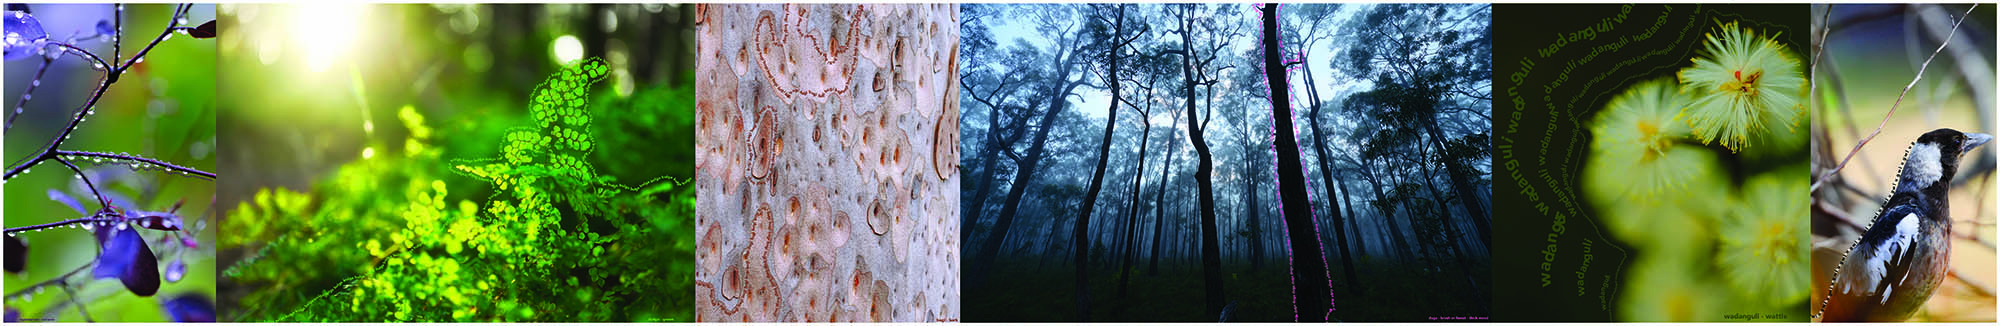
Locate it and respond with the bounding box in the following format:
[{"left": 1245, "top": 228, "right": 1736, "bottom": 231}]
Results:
[{"left": 1847, "top": 209, "right": 1924, "bottom": 300}]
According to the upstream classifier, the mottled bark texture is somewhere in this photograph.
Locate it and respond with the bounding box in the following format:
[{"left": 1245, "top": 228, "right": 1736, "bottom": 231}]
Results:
[{"left": 694, "top": 4, "right": 962, "bottom": 322}]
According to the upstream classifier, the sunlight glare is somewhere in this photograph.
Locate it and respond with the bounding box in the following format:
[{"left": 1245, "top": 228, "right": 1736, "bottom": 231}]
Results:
[
  {"left": 552, "top": 35, "right": 583, "bottom": 65},
  {"left": 293, "top": 4, "right": 368, "bottom": 73}
]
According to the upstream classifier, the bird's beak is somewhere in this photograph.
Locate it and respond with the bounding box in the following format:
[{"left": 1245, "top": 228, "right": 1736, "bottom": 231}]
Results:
[{"left": 1965, "top": 133, "right": 1993, "bottom": 154}]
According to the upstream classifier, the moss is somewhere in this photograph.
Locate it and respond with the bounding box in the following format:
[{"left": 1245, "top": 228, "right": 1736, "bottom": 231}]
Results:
[{"left": 223, "top": 58, "right": 695, "bottom": 322}]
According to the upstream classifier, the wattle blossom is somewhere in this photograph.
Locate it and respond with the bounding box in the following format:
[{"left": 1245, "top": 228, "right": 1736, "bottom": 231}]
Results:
[{"left": 1678, "top": 20, "right": 1805, "bottom": 153}]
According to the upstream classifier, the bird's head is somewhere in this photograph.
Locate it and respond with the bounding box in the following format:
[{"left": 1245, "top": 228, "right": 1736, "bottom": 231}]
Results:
[{"left": 1900, "top": 128, "right": 1991, "bottom": 192}]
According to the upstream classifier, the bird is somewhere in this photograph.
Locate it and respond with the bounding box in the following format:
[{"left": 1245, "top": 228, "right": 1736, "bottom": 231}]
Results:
[{"left": 1817, "top": 128, "right": 1991, "bottom": 322}]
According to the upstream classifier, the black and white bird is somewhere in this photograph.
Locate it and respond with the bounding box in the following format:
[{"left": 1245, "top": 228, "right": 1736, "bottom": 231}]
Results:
[{"left": 1818, "top": 128, "right": 1991, "bottom": 322}]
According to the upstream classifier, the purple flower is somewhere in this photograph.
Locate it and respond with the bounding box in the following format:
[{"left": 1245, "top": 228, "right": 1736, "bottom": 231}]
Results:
[
  {"left": 5, "top": 236, "right": 24, "bottom": 273},
  {"left": 92, "top": 225, "right": 160, "bottom": 297},
  {"left": 161, "top": 294, "right": 215, "bottom": 322},
  {"left": 4, "top": 10, "right": 47, "bottom": 61}
]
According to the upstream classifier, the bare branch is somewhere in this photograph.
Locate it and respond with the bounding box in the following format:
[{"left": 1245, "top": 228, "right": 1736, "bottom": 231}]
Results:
[
  {"left": 7, "top": 58, "right": 55, "bottom": 131},
  {"left": 57, "top": 150, "right": 217, "bottom": 180},
  {"left": 1811, "top": 4, "right": 1976, "bottom": 193},
  {"left": 53, "top": 157, "right": 108, "bottom": 208}
]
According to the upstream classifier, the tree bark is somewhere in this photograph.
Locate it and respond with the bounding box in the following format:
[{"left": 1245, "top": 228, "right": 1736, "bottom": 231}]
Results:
[{"left": 1258, "top": 4, "right": 1332, "bottom": 322}]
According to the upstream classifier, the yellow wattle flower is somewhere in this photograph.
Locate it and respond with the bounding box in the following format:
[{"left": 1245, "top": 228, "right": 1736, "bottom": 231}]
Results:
[
  {"left": 1678, "top": 20, "right": 1805, "bottom": 153},
  {"left": 1716, "top": 171, "right": 1811, "bottom": 307},
  {"left": 1586, "top": 78, "right": 1709, "bottom": 204}
]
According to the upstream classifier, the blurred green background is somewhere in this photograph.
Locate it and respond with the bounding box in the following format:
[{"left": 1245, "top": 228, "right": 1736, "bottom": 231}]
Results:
[
  {"left": 213, "top": 4, "right": 694, "bottom": 322},
  {"left": 2, "top": 3, "right": 219, "bottom": 322}
]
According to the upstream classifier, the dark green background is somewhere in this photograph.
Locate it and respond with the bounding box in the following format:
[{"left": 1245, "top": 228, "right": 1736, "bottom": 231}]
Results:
[{"left": 1492, "top": 4, "right": 1807, "bottom": 321}]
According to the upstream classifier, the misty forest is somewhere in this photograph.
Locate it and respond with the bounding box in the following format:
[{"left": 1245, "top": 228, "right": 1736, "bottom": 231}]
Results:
[{"left": 959, "top": 3, "right": 1493, "bottom": 322}]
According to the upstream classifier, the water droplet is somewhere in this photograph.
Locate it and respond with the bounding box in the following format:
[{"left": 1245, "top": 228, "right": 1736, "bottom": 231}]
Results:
[{"left": 31, "top": 80, "right": 39, "bottom": 87}]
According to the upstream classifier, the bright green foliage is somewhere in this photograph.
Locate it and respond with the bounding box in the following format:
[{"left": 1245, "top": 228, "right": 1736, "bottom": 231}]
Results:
[{"left": 223, "top": 58, "right": 694, "bottom": 322}]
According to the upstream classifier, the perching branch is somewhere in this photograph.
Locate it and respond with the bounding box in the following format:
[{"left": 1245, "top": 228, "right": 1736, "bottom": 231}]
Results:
[{"left": 1810, "top": 4, "right": 1976, "bottom": 193}]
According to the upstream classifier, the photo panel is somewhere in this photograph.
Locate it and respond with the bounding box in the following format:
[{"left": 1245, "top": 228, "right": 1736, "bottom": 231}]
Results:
[
  {"left": 212, "top": 4, "right": 696, "bottom": 322},
  {"left": 3, "top": 3, "right": 218, "bottom": 322},
  {"left": 959, "top": 3, "right": 1491, "bottom": 322},
  {"left": 1810, "top": 3, "right": 1995, "bottom": 322},
  {"left": 1493, "top": 4, "right": 1811, "bottom": 322},
  {"left": 692, "top": 3, "right": 963, "bottom": 323}
]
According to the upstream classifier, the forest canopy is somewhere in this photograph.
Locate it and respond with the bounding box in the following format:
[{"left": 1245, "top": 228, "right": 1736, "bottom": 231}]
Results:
[{"left": 959, "top": 3, "right": 1492, "bottom": 322}]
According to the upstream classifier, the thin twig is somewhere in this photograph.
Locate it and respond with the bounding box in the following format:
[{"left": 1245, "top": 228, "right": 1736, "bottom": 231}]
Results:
[
  {"left": 60, "top": 283, "right": 94, "bottom": 323},
  {"left": 7, "top": 58, "right": 55, "bottom": 131},
  {"left": 112, "top": 4, "right": 121, "bottom": 64},
  {"left": 53, "top": 157, "right": 108, "bottom": 207},
  {"left": 45, "top": 42, "right": 111, "bottom": 72},
  {"left": 1811, "top": 4, "right": 1977, "bottom": 194},
  {"left": 4, "top": 3, "right": 204, "bottom": 182},
  {"left": 1810, "top": 4, "right": 1832, "bottom": 111},
  {"left": 4, "top": 215, "right": 118, "bottom": 234},
  {"left": 57, "top": 150, "right": 217, "bottom": 180},
  {"left": 116, "top": 4, "right": 190, "bottom": 74},
  {"left": 3, "top": 262, "right": 92, "bottom": 301}
]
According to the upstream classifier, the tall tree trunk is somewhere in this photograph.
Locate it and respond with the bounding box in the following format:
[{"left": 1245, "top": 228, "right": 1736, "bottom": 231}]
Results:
[
  {"left": 1240, "top": 141, "right": 1256, "bottom": 272},
  {"left": 1038, "top": 210, "right": 1065, "bottom": 271},
  {"left": 964, "top": 93, "right": 1036, "bottom": 244},
  {"left": 973, "top": 49, "right": 1084, "bottom": 285},
  {"left": 964, "top": 109, "right": 1005, "bottom": 246},
  {"left": 1419, "top": 133, "right": 1490, "bottom": 313},
  {"left": 1147, "top": 117, "right": 1181, "bottom": 275},
  {"left": 1340, "top": 178, "right": 1367, "bottom": 259},
  {"left": 1302, "top": 57, "right": 1361, "bottom": 298},
  {"left": 1363, "top": 160, "right": 1411, "bottom": 261},
  {"left": 1173, "top": 6, "right": 1228, "bottom": 319},
  {"left": 1258, "top": 4, "right": 1331, "bottom": 321},
  {"left": 1115, "top": 108, "right": 1151, "bottom": 297},
  {"left": 1421, "top": 121, "right": 1490, "bottom": 249},
  {"left": 1072, "top": 7, "right": 1135, "bottom": 318}
]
